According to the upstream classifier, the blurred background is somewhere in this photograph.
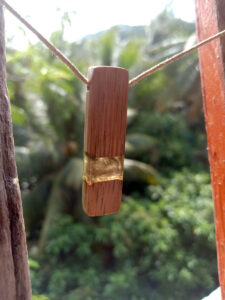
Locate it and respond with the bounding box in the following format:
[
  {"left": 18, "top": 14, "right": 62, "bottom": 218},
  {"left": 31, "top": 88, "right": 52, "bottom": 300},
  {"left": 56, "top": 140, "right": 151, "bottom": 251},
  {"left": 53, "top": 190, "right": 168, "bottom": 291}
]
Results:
[{"left": 5, "top": 0, "right": 218, "bottom": 299}]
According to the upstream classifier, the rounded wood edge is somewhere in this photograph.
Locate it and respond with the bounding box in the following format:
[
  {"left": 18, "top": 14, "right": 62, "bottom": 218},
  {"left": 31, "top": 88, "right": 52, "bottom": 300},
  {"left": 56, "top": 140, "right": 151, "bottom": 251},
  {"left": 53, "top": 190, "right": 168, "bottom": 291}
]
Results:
[{"left": 87, "top": 66, "right": 129, "bottom": 84}]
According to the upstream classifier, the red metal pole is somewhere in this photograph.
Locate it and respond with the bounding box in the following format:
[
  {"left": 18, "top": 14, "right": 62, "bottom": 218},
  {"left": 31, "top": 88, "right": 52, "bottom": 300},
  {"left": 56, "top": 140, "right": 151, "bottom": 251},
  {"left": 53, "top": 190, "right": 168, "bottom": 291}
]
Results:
[{"left": 196, "top": 0, "right": 225, "bottom": 298}]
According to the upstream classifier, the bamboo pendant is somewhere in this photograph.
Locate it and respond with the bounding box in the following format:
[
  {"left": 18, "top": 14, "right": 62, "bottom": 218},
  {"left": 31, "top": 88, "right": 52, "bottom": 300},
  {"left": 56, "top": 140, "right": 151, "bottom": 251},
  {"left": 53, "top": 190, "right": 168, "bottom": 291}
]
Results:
[{"left": 82, "top": 66, "right": 129, "bottom": 216}]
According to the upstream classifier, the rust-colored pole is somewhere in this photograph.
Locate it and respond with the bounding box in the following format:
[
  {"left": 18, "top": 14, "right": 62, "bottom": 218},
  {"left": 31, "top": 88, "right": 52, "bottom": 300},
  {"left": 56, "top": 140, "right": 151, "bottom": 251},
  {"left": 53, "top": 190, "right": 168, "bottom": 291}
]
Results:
[
  {"left": 0, "top": 5, "right": 31, "bottom": 300},
  {"left": 196, "top": 0, "right": 225, "bottom": 298}
]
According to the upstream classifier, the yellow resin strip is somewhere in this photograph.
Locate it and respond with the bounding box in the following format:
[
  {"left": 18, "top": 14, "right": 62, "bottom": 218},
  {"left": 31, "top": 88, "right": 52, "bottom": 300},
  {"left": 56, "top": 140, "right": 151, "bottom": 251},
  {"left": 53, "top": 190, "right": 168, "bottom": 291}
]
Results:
[{"left": 83, "top": 153, "right": 124, "bottom": 185}]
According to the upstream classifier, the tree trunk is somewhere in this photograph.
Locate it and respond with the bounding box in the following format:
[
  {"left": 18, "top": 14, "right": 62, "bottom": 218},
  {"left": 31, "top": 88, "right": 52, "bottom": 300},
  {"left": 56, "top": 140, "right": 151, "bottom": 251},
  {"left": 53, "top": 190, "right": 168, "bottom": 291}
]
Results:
[{"left": 0, "top": 6, "right": 31, "bottom": 300}]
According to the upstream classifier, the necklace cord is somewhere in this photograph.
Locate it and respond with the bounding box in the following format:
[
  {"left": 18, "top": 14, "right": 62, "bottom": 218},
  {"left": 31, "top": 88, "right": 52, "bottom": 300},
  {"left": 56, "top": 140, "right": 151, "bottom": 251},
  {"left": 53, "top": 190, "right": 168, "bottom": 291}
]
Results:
[
  {"left": 1, "top": 0, "right": 225, "bottom": 86},
  {"left": 129, "top": 28, "right": 225, "bottom": 86},
  {"left": 0, "top": 0, "right": 88, "bottom": 84}
]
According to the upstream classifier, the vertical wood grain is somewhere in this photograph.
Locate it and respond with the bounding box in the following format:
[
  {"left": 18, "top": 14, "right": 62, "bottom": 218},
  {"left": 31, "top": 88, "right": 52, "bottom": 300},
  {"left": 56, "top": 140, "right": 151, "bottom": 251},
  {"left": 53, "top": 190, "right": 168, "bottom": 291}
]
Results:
[
  {"left": 0, "top": 6, "right": 31, "bottom": 299},
  {"left": 196, "top": 0, "right": 225, "bottom": 298},
  {"left": 82, "top": 67, "right": 129, "bottom": 216}
]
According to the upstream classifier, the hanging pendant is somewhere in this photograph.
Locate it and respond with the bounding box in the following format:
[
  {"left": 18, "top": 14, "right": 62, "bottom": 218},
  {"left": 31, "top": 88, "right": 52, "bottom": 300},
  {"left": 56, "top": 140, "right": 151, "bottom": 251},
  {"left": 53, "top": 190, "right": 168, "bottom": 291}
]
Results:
[{"left": 82, "top": 66, "right": 129, "bottom": 216}]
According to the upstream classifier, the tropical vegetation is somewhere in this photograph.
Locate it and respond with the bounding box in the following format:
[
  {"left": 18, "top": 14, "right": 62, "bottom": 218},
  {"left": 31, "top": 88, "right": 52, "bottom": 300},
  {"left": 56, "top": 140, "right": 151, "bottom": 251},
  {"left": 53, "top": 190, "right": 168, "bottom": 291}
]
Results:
[{"left": 7, "top": 11, "right": 218, "bottom": 300}]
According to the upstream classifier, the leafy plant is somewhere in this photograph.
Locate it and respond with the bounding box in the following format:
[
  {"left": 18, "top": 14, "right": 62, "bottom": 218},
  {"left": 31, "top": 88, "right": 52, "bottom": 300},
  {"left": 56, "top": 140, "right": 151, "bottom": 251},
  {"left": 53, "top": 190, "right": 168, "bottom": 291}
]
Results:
[
  {"left": 7, "top": 10, "right": 217, "bottom": 300},
  {"left": 30, "top": 171, "right": 217, "bottom": 300}
]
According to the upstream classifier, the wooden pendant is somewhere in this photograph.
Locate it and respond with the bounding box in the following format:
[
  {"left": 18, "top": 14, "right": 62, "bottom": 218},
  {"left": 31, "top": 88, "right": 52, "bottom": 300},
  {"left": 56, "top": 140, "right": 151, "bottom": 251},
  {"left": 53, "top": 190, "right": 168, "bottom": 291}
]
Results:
[
  {"left": 82, "top": 66, "right": 129, "bottom": 216},
  {"left": 196, "top": 0, "right": 225, "bottom": 298}
]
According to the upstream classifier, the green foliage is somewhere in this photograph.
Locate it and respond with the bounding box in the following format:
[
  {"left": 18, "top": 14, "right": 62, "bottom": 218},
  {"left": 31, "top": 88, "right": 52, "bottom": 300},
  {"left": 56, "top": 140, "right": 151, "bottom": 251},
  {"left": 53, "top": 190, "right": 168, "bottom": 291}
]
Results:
[
  {"left": 31, "top": 171, "right": 217, "bottom": 300},
  {"left": 99, "top": 29, "right": 116, "bottom": 65},
  {"left": 29, "top": 258, "right": 40, "bottom": 270},
  {"left": 7, "top": 10, "right": 217, "bottom": 300},
  {"left": 32, "top": 295, "right": 49, "bottom": 300},
  {"left": 11, "top": 104, "right": 27, "bottom": 125},
  {"left": 119, "top": 41, "right": 141, "bottom": 69},
  {"left": 129, "top": 112, "right": 206, "bottom": 170}
]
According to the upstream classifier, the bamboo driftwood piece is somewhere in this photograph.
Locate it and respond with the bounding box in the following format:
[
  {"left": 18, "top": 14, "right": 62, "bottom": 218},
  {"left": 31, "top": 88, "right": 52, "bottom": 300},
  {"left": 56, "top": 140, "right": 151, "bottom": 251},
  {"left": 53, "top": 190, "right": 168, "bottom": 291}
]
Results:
[
  {"left": 82, "top": 67, "right": 129, "bottom": 216},
  {"left": 0, "top": 6, "right": 31, "bottom": 300}
]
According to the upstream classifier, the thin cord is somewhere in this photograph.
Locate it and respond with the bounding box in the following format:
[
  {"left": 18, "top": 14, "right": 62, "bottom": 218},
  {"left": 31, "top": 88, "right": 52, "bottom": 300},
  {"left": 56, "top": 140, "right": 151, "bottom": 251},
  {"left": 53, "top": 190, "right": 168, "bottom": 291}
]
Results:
[
  {"left": 129, "top": 28, "right": 225, "bottom": 86},
  {"left": 1, "top": 0, "right": 225, "bottom": 87},
  {"left": 0, "top": 0, "right": 88, "bottom": 85}
]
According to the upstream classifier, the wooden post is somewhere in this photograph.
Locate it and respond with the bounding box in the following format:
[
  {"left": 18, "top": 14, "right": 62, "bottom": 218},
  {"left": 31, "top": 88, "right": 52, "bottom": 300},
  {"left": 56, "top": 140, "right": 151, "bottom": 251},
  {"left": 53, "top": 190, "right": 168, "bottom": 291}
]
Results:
[
  {"left": 82, "top": 67, "right": 129, "bottom": 216},
  {"left": 196, "top": 0, "right": 225, "bottom": 298},
  {"left": 0, "top": 6, "right": 31, "bottom": 300}
]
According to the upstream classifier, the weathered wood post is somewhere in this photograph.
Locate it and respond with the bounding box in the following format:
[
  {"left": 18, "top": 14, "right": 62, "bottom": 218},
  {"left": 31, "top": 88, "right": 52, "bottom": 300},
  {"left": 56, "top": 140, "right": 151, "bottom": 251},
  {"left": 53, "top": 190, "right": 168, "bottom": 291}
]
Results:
[
  {"left": 0, "top": 5, "right": 31, "bottom": 300},
  {"left": 196, "top": 0, "right": 225, "bottom": 298}
]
